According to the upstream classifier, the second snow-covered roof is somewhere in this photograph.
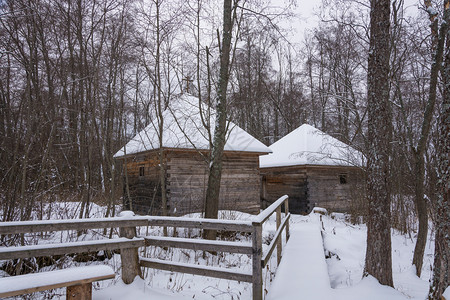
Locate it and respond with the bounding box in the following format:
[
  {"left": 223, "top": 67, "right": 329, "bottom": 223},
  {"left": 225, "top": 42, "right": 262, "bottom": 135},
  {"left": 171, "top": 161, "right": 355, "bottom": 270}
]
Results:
[
  {"left": 259, "top": 124, "right": 363, "bottom": 168},
  {"left": 114, "top": 94, "right": 271, "bottom": 158}
]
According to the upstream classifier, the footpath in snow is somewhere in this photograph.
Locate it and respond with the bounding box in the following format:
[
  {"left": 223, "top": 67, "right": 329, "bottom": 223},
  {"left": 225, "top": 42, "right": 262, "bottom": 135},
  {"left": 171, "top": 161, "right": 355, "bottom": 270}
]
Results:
[
  {"left": 268, "top": 213, "right": 421, "bottom": 300},
  {"left": 267, "top": 220, "right": 333, "bottom": 299}
]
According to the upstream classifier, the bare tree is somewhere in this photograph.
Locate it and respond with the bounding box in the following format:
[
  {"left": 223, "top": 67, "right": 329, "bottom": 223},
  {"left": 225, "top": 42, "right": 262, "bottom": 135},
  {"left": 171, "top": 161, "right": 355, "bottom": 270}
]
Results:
[
  {"left": 203, "top": 0, "right": 234, "bottom": 240},
  {"left": 408, "top": 0, "right": 449, "bottom": 277},
  {"left": 0, "top": 0, "right": 136, "bottom": 224}
]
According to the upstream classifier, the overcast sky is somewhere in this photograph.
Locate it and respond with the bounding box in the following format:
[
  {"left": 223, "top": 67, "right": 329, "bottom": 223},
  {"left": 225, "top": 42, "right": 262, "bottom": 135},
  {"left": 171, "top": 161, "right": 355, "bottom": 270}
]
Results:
[
  {"left": 270, "top": 0, "right": 322, "bottom": 45},
  {"left": 270, "top": 0, "right": 423, "bottom": 46}
]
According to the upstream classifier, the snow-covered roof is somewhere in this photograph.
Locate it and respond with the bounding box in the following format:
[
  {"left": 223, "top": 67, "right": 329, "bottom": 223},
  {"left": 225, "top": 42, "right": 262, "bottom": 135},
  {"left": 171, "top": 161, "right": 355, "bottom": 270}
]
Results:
[
  {"left": 259, "top": 124, "right": 364, "bottom": 168},
  {"left": 114, "top": 94, "right": 271, "bottom": 158}
]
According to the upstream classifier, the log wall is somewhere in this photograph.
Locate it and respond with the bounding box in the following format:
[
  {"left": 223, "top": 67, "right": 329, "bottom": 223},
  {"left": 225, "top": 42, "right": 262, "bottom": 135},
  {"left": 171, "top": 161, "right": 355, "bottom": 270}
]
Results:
[
  {"left": 306, "top": 166, "right": 364, "bottom": 213},
  {"left": 123, "top": 152, "right": 162, "bottom": 215},
  {"left": 260, "top": 165, "right": 365, "bottom": 214},
  {"left": 122, "top": 150, "right": 261, "bottom": 216},
  {"left": 166, "top": 151, "right": 261, "bottom": 215}
]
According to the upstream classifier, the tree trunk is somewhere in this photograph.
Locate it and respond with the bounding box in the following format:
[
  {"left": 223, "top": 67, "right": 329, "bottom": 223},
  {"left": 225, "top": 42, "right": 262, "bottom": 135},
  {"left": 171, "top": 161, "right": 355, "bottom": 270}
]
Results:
[
  {"left": 429, "top": 2, "right": 449, "bottom": 298},
  {"left": 154, "top": 0, "right": 168, "bottom": 236},
  {"left": 412, "top": 0, "right": 449, "bottom": 277},
  {"left": 203, "top": 0, "right": 233, "bottom": 240},
  {"left": 412, "top": 151, "right": 428, "bottom": 277},
  {"left": 364, "top": 0, "right": 393, "bottom": 287}
]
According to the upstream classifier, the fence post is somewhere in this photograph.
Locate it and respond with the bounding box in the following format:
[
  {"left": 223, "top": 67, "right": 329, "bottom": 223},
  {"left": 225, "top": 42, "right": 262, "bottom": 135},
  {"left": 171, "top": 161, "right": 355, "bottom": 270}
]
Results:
[
  {"left": 276, "top": 205, "right": 282, "bottom": 265},
  {"left": 284, "top": 198, "right": 290, "bottom": 241},
  {"left": 252, "top": 222, "right": 263, "bottom": 300},
  {"left": 118, "top": 211, "right": 142, "bottom": 284}
]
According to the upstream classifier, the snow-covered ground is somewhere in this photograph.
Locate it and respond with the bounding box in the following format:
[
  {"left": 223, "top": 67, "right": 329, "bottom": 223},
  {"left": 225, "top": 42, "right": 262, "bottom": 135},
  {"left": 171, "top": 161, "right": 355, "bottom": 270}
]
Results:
[
  {"left": 0, "top": 203, "right": 436, "bottom": 299},
  {"left": 321, "top": 212, "right": 433, "bottom": 300},
  {"left": 267, "top": 211, "right": 433, "bottom": 300}
]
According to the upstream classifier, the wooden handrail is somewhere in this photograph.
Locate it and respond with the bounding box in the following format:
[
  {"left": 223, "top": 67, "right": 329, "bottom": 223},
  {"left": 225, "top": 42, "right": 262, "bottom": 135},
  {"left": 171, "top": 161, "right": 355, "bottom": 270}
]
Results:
[
  {"left": 0, "top": 216, "right": 253, "bottom": 235},
  {"left": 0, "top": 217, "right": 149, "bottom": 235},
  {"left": 140, "top": 257, "right": 253, "bottom": 283},
  {"left": 253, "top": 195, "right": 289, "bottom": 224},
  {"left": 146, "top": 216, "right": 254, "bottom": 232},
  {"left": 143, "top": 236, "right": 253, "bottom": 254},
  {"left": 261, "top": 213, "right": 290, "bottom": 267},
  {"left": 0, "top": 238, "right": 145, "bottom": 260}
]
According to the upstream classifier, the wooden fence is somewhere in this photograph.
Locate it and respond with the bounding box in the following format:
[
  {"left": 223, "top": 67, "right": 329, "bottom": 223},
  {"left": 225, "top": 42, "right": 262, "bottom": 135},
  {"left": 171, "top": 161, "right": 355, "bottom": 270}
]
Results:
[{"left": 0, "top": 195, "right": 290, "bottom": 300}]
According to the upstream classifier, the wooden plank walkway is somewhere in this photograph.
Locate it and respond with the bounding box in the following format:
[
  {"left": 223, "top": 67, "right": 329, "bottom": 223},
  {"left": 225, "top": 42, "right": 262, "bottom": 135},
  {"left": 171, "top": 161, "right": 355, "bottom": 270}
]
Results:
[
  {"left": 267, "top": 221, "right": 333, "bottom": 300},
  {"left": 267, "top": 216, "right": 411, "bottom": 300}
]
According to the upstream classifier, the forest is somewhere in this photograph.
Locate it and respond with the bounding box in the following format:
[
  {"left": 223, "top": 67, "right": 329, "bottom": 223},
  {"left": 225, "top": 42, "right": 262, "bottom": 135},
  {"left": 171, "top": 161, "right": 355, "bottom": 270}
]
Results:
[{"left": 0, "top": 0, "right": 449, "bottom": 298}]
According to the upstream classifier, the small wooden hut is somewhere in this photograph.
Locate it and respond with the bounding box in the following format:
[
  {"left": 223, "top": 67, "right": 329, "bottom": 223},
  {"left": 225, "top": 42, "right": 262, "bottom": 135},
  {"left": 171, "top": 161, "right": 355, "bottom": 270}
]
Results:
[
  {"left": 114, "top": 94, "right": 271, "bottom": 216},
  {"left": 259, "top": 124, "right": 365, "bottom": 214}
]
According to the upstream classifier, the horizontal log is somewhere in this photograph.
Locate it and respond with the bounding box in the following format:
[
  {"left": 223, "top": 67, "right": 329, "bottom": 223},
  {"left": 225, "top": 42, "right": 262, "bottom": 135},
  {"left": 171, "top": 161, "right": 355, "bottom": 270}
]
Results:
[
  {"left": 143, "top": 236, "right": 252, "bottom": 254},
  {"left": 146, "top": 217, "right": 254, "bottom": 232},
  {"left": 0, "top": 238, "right": 145, "bottom": 260},
  {"left": 0, "top": 218, "right": 149, "bottom": 235},
  {"left": 167, "top": 185, "right": 260, "bottom": 192},
  {"left": 139, "top": 257, "right": 253, "bottom": 282},
  {"left": 168, "top": 177, "right": 259, "bottom": 186},
  {"left": 261, "top": 214, "right": 290, "bottom": 267}
]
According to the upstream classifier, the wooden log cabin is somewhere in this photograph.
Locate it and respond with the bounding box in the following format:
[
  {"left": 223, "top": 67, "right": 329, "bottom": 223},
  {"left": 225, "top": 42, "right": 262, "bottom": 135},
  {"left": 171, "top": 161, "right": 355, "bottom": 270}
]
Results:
[
  {"left": 259, "top": 124, "right": 365, "bottom": 214},
  {"left": 114, "top": 94, "right": 271, "bottom": 216}
]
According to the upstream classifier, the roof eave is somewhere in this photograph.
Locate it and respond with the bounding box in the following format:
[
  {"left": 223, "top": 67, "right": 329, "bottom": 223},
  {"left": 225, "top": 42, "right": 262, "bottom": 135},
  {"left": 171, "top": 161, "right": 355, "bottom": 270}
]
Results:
[
  {"left": 259, "top": 163, "right": 364, "bottom": 170},
  {"left": 114, "top": 147, "right": 271, "bottom": 160}
]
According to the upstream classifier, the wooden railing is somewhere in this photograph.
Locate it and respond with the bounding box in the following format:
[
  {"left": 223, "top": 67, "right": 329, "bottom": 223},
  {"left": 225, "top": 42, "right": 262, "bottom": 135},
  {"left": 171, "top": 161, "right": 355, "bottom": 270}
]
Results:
[
  {"left": 0, "top": 215, "right": 148, "bottom": 284},
  {"left": 0, "top": 195, "right": 290, "bottom": 300},
  {"left": 251, "top": 194, "right": 290, "bottom": 300}
]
